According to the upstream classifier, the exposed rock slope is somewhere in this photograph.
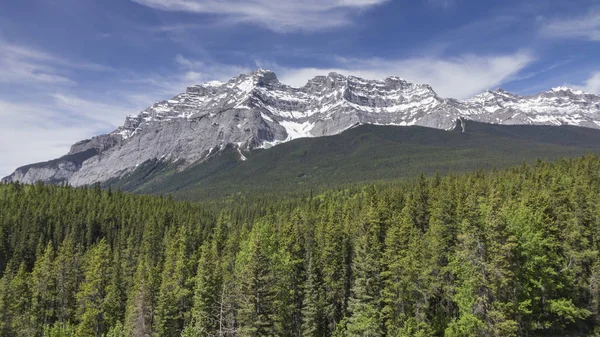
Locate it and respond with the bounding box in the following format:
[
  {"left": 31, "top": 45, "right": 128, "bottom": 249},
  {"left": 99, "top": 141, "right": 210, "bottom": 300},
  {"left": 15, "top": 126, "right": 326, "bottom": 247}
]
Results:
[{"left": 4, "top": 69, "right": 600, "bottom": 185}]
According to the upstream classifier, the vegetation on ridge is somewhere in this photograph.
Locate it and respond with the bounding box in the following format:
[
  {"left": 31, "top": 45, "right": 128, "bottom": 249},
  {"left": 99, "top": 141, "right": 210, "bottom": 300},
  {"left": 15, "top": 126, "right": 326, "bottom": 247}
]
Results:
[{"left": 104, "top": 122, "right": 600, "bottom": 201}]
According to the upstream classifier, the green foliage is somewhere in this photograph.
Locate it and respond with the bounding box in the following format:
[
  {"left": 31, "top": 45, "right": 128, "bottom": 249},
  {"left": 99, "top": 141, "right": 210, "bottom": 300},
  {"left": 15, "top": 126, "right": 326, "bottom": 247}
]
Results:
[
  {"left": 302, "top": 255, "right": 327, "bottom": 337},
  {"left": 189, "top": 242, "right": 221, "bottom": 336},
  {"left": 105, "top": 122, "right": 600, "bottom": 201},
  {"left": 346, "top": 200, "right": 385, "bottom": 337},
  {"left": 236, "top": 221, "right": 279, "bottom": 337},
  {"left": 9, "top": 263, "right": 35, "bottom": 337},
  {"left": 5, "top": 155, "right": 600, "bottom": 335},
  {"left": 42, "top": 322, "right": 75, "bottom": 337},
  {"left": 76, "top": 238, "right": 112, "bottom": 337},
  {"left": 103, "top": 321, "right": 125, "bottom": 337},
  {"left": 154, "top": 226, "right": 193, "bottom": 336},
  {"left": 31, "top": 242, "right": 57, "bottom": 335}
]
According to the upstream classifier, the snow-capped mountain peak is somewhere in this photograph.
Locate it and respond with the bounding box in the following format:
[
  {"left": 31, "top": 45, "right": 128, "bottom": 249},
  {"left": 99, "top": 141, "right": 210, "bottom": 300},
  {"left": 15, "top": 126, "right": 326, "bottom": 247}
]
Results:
[
  {"left": 550, "top": 86, "right": 586, "bottom": 95},
  {"left": 5, "top": 69, "right": 600, "bottom": 186}
]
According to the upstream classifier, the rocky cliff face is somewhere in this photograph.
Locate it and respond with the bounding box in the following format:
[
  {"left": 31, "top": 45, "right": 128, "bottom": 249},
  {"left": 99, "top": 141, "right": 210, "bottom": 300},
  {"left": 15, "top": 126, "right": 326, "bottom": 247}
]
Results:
[{"left": 5, "top": 69, "right": 600, "bottom": 185}]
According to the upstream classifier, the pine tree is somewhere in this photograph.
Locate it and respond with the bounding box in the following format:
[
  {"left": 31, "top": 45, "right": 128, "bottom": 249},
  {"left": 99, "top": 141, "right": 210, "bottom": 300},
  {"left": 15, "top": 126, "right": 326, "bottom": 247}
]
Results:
[
  {"left": 301, "top": 253, "right": 327, "bottom": 337},
  {"left": 346, "top": 200, "right": 384, "bottom": 337},
  {"left": 154, "top": 226, "right": 193, "bottom": 336},
  {"left": 103, "top": 251, "right": 126, "bottom": 330},
  {"left": 236, "top": 223, "right": 278, "bottom": 337},
  {"left": 30, "top": 242, "right": 57, "bottom": 335},
  {"left": 42, "top": 322, "right": 76, "bottom": 337},
  {"left": 75, "top": 238, "right": 112, "bottom": 337},
  {"left": 420, "top": 177, "right": 458, "bottom": 334},
  {"left": 0, "top": 269, "right": 12, "bottom": 337},
  {"left": 54, "top": 237, "right": 81, "bottom": 325},
  {"left": 479, "top": 189, "right": 519, "bottom": 336},
  {"left": 124, "top": 257, "right": 155, "bottom": 337},
  {"left": 445, "top": 191, "right": 487, "bottom": 337},
  {"left": 124, "top": 217, "right": 163, "bottom": 337},
  {"left": 319, "top": 204, "right": 351, "bottom": 333},
  {"left": 274, "top": 210, "right": 306, "bottom": 336},
  {"left": 9, "top": 263, "right": 35, "bottom": 337},
  {"left": 190, "top": 241, "right": 221, "bottom": 336},
  {"left": 380, "top": 198, "right": 430, "bottom": 337}
]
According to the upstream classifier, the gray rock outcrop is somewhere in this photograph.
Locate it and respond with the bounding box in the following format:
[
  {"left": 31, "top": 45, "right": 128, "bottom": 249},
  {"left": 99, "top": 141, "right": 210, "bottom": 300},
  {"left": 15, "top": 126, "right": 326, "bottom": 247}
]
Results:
[{"left": 5, "top": 70, "right": 600, "bottom": 186}]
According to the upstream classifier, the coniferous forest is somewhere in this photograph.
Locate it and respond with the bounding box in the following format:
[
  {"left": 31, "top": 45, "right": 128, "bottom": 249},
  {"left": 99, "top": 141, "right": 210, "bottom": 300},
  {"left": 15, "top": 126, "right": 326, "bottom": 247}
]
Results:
[{"left": 4, "top": 156, "right": 600, "bottom": 336}]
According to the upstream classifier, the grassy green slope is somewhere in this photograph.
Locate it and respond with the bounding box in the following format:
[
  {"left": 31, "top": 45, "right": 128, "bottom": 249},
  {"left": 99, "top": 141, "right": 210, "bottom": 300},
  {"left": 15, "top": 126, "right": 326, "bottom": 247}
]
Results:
[{"left": 104, "top": 121, "right": 600, "bottom": 201}]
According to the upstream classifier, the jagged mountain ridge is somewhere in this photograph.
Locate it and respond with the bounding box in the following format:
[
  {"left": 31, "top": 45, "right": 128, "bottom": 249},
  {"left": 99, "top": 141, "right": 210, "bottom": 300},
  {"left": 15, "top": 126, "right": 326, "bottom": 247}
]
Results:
[{"left": 4, "top": 69, "right": 600, "bottom": 186}]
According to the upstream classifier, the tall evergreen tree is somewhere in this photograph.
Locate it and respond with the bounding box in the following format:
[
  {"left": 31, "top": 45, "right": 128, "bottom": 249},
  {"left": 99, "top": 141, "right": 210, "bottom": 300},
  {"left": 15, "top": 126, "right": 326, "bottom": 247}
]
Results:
[
  {"left": 446, "top": 190, "right": 488, "bottom": 337},
  {"left": 0, "top": 268, "right": 13, "bottom": 337},
  {"left": 189, "top": 241, "right": 222, "bottom": 336},
  {"left": 236, "top": 223, "right": 278, "bottom": 337},
  {"left": 124, "top": 257, "right": 155, "bottom": 337},
  {"left": 54, "top": 236, "right": 81, "bottom": 325},
  {"left": 319, "top": 204, "right": 351, "bottom": 333},
  {"left": 9, "top": 263, "right": 35, "bottom": 337},
  {"left": 155, "top": 226, "right": 193, "bottom": 336},
  {"left": 30, "top": 242, "right": 57, "bottom": 335},
  {"left": 380, "top": 201, "right": 430, "bottom": 337},
  {"left": 346, "top": 195, "right": 385, "bottom": 337},
  {"left": 75, "top": 238, "right": 112, "bottom": 337},
  {"left": 301, "top": 252, "right": 327, "bottom": 337}
]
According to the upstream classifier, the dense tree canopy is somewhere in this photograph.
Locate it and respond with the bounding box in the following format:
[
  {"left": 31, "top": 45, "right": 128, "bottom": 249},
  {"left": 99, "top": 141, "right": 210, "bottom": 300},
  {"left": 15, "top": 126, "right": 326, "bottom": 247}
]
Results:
[{"left": 3, "top": 155, "right": 600, "bottom": 336}]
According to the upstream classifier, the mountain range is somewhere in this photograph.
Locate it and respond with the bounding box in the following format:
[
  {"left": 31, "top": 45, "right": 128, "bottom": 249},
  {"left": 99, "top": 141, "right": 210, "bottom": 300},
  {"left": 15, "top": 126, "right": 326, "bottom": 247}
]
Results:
[{"left": 4, "top": 69, "right": 600, "bottom": 187}]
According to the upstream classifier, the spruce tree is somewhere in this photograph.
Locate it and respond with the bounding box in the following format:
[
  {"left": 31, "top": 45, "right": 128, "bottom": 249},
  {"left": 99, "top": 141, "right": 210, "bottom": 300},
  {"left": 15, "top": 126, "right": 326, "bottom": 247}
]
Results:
[
  {"left": 190, "top": 241, "right": 221, "bottom": 336},
  {"left": 9, "top": 263, "right": 34, "bottom": 337},
  {"left": 30, "top": 242, "right": 57, "bottom": 335},
  {"left": 124, "top": 255, "right": 156, "bottom": 337},
  {"left": 75, "top": 238, "right": 112, "bottom": 337},
  {"left": 154, "top": 226, "right": 193, "bottom": 337},
  {"left": 236, "top": 223, "right": 278, "bottom": 337},
  {"left": 0, "top": 269, "right": 12, "bottom": 337},
  {"left": 445, "top": 191, "right": 487, "bottom": 337},
  {"left": 54, "top": 236, "right": 81, "bottom": 325},
  {"left": 301, "top": 253, "right": 327, "bottom": 337},
  {"left": 319, "top": 204, "right": 351, "bottom": 333},
  {"left": 346, "top": 200, "right": 384, "bottom": 337}
]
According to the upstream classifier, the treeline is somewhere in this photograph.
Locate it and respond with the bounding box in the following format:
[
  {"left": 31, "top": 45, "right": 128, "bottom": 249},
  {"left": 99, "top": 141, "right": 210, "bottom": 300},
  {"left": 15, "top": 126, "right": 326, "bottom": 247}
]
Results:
[{"left": 3, "top": 156, "right": 600, "bottom": 336}]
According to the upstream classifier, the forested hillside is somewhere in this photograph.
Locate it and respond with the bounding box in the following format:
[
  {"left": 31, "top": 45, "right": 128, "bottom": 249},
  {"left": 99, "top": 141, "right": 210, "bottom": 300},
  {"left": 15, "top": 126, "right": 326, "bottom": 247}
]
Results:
[
  {"left": 3, "top": 155, "right": 600, "bottom": 336},
  {"left": 103, "top": 121, "right": 600, "bottom": 201}
]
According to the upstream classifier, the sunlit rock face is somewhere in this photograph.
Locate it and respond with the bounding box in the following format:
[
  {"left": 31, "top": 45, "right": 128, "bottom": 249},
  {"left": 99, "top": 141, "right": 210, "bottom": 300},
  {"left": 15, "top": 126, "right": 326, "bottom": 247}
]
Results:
[{"left": 5, "top": 69, "right": 600, "bottom": 186}]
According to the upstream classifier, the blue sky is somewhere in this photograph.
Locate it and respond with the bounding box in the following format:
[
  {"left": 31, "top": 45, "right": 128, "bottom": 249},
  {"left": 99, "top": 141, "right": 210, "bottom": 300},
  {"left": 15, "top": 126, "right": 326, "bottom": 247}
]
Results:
[{"left": 1, "top": 0, "right": 600, "bottom": 176}]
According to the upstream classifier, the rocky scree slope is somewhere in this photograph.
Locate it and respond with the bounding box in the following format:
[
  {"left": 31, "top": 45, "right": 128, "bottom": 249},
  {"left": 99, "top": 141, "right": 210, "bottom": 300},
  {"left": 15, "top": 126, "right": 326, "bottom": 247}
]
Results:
[{"left": 4, "top": 69, "right": 600, "bottom": 185}]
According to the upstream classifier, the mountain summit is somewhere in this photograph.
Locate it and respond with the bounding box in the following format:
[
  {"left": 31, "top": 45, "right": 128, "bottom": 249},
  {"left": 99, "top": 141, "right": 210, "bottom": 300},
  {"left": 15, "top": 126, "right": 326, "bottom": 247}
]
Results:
[{"left": 4, "top": 70, "right": 600, "bottom": 186}]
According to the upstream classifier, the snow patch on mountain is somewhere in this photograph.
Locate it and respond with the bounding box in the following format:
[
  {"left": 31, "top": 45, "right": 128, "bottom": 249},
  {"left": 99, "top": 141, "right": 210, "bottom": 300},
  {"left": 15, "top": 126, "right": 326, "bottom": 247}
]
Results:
[
  {"left": 5, "top": 69, "right": 600, "bottom": 186},
  {"left": 279, "top": 120, "right": 315, "bottom": 140}
]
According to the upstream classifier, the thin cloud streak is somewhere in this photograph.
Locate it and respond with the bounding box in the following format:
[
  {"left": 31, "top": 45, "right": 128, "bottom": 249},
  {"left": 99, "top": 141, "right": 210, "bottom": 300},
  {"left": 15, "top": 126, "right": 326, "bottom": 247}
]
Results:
[
  {"left": 570, "top": 72, "right": 600, "bottom": 94},
  {"left": 130, "top": 0, "right": 388, "bottom": 32},
  {"left": 0, "top": 98, "right": 116, "bottom": 177},
  {"left": 540, "top": 8, "right": 600, "bottom": 41},
  {"left": 0, "top": 41, "right": 112, "bottom": 85},
  {"left": 272, "top": 51, "right": 535, "bottom": 99}
]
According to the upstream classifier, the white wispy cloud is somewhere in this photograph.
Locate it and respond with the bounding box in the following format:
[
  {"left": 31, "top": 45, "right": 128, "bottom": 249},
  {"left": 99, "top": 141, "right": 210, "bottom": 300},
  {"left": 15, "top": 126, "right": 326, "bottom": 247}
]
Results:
[
  {"left": 130, "top": 0, "right": 387, "bottom": 32},
  {"left": 540, "top": 9, "right": 600, "bottom": 41},
  {"left": 0, "top": 89, "right": 151, "bottom": 178},
  {"left": 119, "top": 54, "right": 251, "bottom": 104},
  {"left": 0, "top": 41, "right": 112, "bottom": 85},
  {"left": 270, "top": 51, "right": 535, "bottom": 99},
  {"left": 0, "top": 41, "right": 135, "bottom": 177},
  {"left": 0, "top": 98, "right": 123, "bottom": 177},
  {"left": 51, "top": 93, "right": 136, "bottom": 127},
  {"left": 0, "top": 45, "right": 73, "bottom": 84},
  {"left": 0, "top": 40, "right": 535, "bottom": 177},
  {"left": 569, "top": 72, "right": 600, "bottom": 94},
  {"left": 0, "top": 49, "right": 256, "bottom": 177},
  {"left": 428, "top": 0, "right": 458, "bottom": 8}
]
